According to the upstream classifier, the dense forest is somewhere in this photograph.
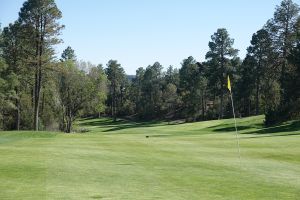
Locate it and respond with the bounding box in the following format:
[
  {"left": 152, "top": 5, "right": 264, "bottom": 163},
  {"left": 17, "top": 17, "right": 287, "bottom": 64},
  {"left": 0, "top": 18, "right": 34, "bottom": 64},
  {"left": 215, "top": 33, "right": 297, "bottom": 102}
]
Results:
[{"left": 0, "top": 0, "right": 300, "bottom": 132}]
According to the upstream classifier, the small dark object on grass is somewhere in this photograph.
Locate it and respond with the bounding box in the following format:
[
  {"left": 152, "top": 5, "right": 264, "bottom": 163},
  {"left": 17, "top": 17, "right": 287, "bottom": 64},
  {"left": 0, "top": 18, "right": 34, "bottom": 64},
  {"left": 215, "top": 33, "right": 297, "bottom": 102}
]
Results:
[
  {"left": 77, "top": 128, "right": 90, "bottom": 133},
  {"left": 146, "top": 135, "right": 149, "bottom": 138}
]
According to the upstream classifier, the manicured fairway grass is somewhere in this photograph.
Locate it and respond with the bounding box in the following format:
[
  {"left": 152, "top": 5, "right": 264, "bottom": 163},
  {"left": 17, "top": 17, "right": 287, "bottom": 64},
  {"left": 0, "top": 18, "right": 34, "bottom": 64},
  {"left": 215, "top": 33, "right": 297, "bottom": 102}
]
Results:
[{"left": 0, "top": 116, "right": 299, "bottom": 199}]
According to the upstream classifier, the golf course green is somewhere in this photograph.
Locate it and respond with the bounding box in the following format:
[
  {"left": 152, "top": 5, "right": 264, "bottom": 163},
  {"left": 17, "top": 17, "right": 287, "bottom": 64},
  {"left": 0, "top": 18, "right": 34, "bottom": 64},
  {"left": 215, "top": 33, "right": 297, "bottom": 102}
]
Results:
[{"left": 0, "top": 115, "right": 299, "bottom": 199}]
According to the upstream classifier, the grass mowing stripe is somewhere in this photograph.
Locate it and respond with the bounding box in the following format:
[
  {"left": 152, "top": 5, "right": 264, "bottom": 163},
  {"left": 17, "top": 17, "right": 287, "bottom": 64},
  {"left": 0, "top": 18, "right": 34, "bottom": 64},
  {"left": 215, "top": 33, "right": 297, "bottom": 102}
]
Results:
[{"left": 0, "top": 115, "right": 299, "bottom": 199}]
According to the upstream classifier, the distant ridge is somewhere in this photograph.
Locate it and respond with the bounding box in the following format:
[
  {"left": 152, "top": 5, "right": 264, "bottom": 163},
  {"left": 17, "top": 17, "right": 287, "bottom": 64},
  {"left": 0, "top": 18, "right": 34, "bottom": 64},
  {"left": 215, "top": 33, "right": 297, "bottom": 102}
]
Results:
[{"left": 126, "top": 75, "right": 135, "bottom": 81}]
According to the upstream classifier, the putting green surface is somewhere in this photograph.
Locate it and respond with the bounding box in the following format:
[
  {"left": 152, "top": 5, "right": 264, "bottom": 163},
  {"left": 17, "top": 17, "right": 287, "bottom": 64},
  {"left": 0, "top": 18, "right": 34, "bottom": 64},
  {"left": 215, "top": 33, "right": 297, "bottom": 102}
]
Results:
[{"left": 0, "top": 116, "right": 299, "bottom": 199}]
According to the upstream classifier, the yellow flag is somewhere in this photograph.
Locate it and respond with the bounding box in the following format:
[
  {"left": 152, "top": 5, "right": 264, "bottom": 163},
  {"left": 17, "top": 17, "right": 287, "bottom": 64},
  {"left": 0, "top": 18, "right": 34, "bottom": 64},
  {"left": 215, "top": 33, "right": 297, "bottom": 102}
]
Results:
[{"left": 227, "top": 75, "right": 231, "bottom": 92}]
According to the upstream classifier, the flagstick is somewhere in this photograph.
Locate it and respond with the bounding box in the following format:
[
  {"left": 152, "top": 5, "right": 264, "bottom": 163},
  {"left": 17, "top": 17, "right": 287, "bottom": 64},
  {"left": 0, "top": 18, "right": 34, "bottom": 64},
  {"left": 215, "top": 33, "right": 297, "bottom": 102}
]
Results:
[{"left": 229, "top": 91, "right": 241, "bottom": 166}]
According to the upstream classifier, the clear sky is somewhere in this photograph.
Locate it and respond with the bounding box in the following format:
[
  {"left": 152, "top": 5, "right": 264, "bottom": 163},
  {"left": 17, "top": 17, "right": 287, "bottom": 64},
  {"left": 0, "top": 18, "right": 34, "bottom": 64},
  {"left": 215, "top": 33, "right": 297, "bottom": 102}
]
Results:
[{"left": 1, "top": 0, "right": 299, "bottom": 74}]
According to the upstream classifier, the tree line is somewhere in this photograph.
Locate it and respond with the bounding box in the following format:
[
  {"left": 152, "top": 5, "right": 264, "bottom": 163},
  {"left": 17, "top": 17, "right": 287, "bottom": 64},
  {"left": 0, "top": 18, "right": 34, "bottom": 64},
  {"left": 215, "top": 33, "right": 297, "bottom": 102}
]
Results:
[{"left": 0, "top": 0, "right": 300, "bottom": 132}]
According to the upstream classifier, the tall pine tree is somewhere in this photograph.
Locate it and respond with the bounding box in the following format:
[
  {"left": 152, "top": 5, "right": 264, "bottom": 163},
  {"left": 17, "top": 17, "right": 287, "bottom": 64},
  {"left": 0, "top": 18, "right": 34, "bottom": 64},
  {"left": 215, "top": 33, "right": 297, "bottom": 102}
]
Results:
[
  {"left": 205, "top": 28, "right": 238, "bottom": 119},
  {"left": 18, "top": 0, "right": 64, "bottom": 130}
]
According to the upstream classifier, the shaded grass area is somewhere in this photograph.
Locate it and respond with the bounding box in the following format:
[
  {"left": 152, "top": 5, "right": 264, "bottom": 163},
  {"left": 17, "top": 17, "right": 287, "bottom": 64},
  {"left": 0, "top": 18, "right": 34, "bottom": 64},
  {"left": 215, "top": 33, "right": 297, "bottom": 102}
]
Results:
[
  {"left": 80, "top": 119, "right": 168, "bottom": 132},
  {"left": 77, "top": 116, "right": 300, "bottom": 138},
  {"left": 0, "top": 115, "right": 300, "bottom": 199},
  {"left": 207, "top": 117, "right": 300, "bottom": 137}
]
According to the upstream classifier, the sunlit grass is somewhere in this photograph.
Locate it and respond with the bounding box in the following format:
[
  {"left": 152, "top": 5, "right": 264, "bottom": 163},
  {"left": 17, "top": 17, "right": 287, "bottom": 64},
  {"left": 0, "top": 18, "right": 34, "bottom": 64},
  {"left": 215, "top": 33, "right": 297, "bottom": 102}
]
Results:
[{"left": 0, "top": 115, "right": 299, "bottom": 199}]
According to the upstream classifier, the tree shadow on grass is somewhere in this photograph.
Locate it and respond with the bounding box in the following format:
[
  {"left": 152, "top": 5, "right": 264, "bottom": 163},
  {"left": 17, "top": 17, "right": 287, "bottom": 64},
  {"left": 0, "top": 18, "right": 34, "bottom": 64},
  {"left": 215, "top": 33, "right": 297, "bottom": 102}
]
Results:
[
  {"left": 210, "top": 122, "right": 263, "bottom": 133},
  {"left": 78, "top": 117, "right": 300, "bottom": 137},
  {"left": 244, "top": 120, "right": 300, "bottom": 135},
  {"left": 79, "top": 118, "right": 169, "bottom": 133},
  {"left": 212, "top": 125, "right": 259, "bottom": 132},
  {"left": 245, "top": 132, "right": 300, "bottom": 139},
  {"left": 79, "top": 118, "right": 129, "bottom": 127},
  {"left": 210, "top": 120, "right": 300, "bottom": 137}
]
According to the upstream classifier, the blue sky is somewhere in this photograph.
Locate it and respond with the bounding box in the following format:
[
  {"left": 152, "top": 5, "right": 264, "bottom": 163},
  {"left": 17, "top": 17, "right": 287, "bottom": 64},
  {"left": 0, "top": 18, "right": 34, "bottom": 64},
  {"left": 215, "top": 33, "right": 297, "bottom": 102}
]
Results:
[{"left": 1, "top": 0, "right": 298, "bottom": 74}]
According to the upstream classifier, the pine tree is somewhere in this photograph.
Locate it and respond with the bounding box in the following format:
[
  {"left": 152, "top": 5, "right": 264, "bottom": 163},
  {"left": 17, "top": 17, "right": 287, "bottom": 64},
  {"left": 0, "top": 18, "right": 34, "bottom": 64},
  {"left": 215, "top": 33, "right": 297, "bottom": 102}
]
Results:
[
  {"left": 105, "top": 60, "right": 126, "bottom": 121},
  {"left": 179, "top": 56, "right": 206, "bottom": 121},
  {"left": 18, "top": 0, "right": 64, "bottom": 130},
  {"left": 205, "top": 28, "right": 238, "bottom": 119},
  {"left": 246, "top": 29, "right": 274, "bottom": 115},
  {"left": 265, "top": 0, "right": 299, "bottom": 100}
]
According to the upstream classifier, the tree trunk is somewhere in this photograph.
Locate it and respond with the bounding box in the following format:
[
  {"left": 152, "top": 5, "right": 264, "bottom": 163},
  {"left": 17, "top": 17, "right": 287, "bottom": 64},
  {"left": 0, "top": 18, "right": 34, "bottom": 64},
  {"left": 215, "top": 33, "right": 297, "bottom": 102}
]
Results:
[
  {"left": 255, "top": 58, "right": 261, "bottom": 116},
  {"left": 34, "top": 67, "right": 40, "bottom": 131},
  {"left": 111, "top": 86, "right": 114, "bottom": 119},
  {"left": 66, "top": 110, "right": 72, "bottom": 133},
  {"left": 66, "top": 118, "right": 71, "bottom": 133},
  {"left": 113, "top": 97, "right": 117, "bottom": 122},
  {"left": 111, "top": 89, "right": 113, "bottom": 117},
  {"left": 255, "top": 77, "right": 260, "bottom": 115},
  {"left": 113, "top": 84, "right": 117, "bottom": 122},
  {"left": 16, "top": 98, "right": 20, "bottom": 131},
  {"left": 60, "top": 105, "right": 65, "bottom": 131},
  {"left": 41, "top": 89, "right": 45, "bottom": 115},
  {"left": 2, "top": 110, "right": 5, "bottom": 130},
  {"left": 201, "top": 90, "right": 205, "bottom": 121},
  {"left": 33, "top": 94, "right": 40, "bottom": 131},
  {"left": 33, "top": 14, "right": 45, "bottom": 131},
  {"left": 34, "top": 64, "right": 42, "bottom": 131},
  {"left": 31, "top": 87, "right": 34, "bottom": 107},
  {"left": 281, "top": 22, "right": 288, "bottom": 94},
  {"left": 219, "top": 51, "right": 225, "bottom": 119},
  {"left": 219, "top": 88, "right": 224, "bottom": 119},
  {"left": 248, "top": 99, "right": 251, "bottom": 116},
  {"left": 34, "top": 25, "right": 41, "bottom": 131}
]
